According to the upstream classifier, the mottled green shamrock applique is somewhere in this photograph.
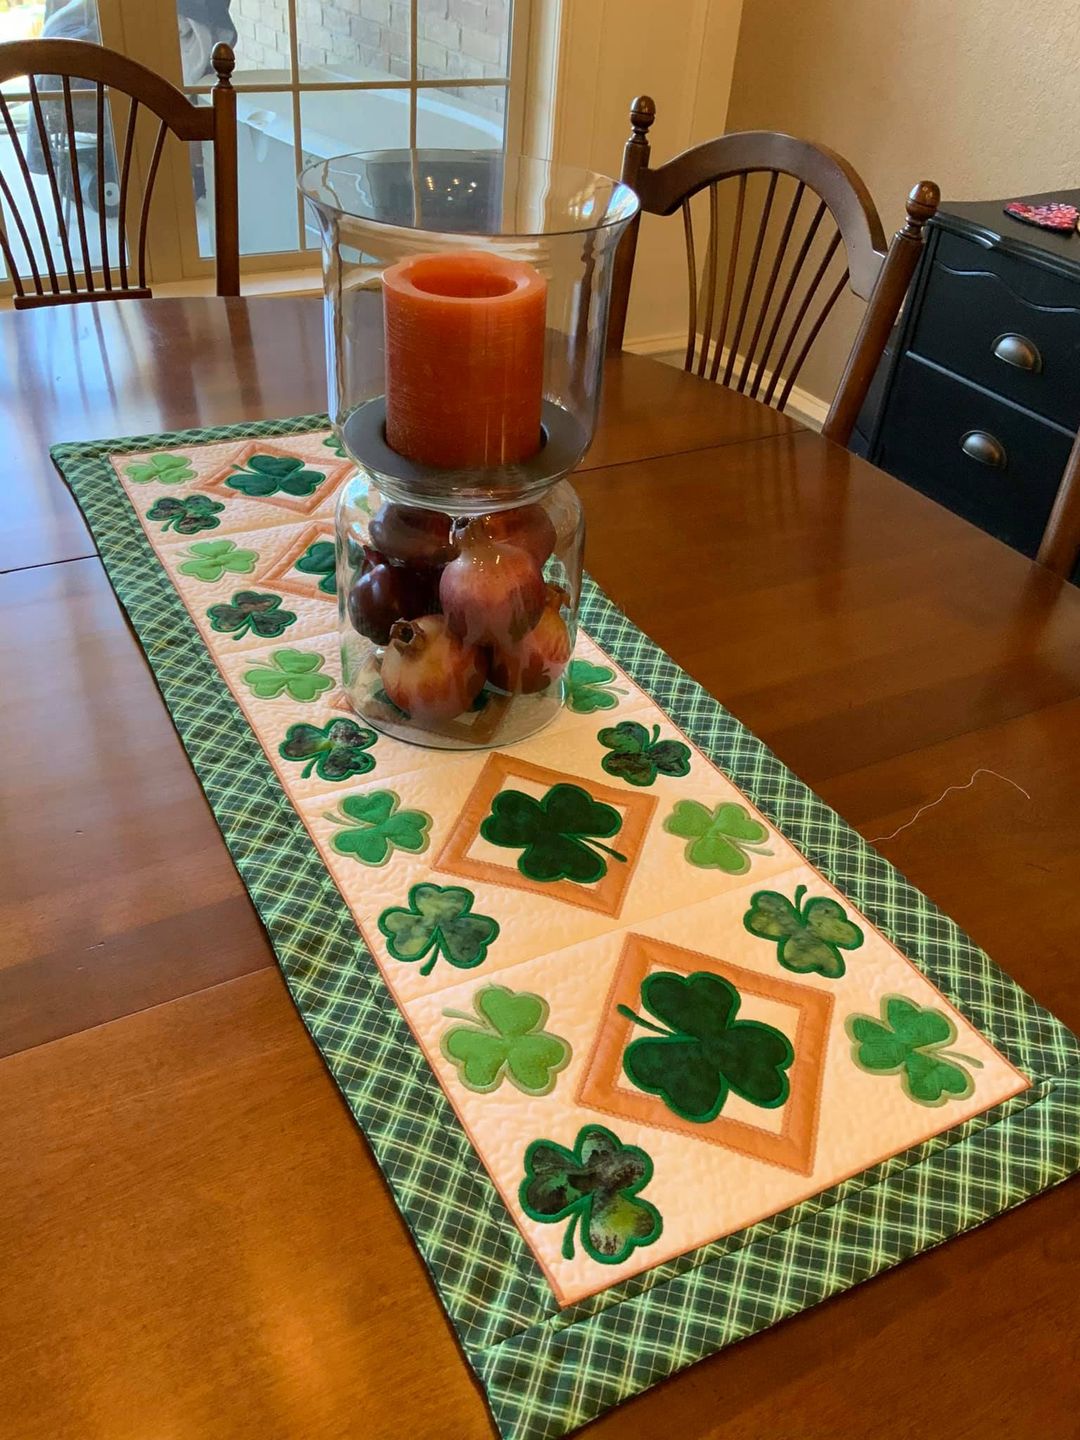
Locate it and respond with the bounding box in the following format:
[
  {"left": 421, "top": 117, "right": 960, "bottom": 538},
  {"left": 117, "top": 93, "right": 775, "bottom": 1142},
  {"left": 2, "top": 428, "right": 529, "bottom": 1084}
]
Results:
[
  {"left": 441, "top": 985, "right": 571, "bottom": 1096},
  {"left": 744, "top": 884, "right": 863, "bottom": 978},
  {"left": 664, "top": 799, "right": 773, "bottom": 872},
  {"left": 242, "top": 649, "right": 332, "bottom": 701},
  {"left": 178, "top": 538, "right": 258, "bottom": 582},
  {"left": 278, "top": 718, "right": 377, "bottom": 780},
  {"left": 226, "top": 453, "right": 326, "bottom": 498},
  {"left": 846, "top": 995, "right": 982, "bottom": 1106},
  {"left": 563, "top": 659, "right": 626, "bottom": 714},
  {"left": 294, "top": 539, "right": 337, "bottom": 594},
  {"left": 597, "top": 721, "right": 691, "bottom": 787},
  {"left": 519, "top": 1124, "right": 662, "bottom": 1265},
  {"left": 207, "top": 591, "right": 296, "bottom": 640},
  {"left": 480, "top": 782, "right": 626, "bottom": 884},
  {"left": 325, "top": 790, "right": 431, "bottom": 866},
  {"left": 146, "top": 494, "right": 224, "bottom": 535},
  {"left": 125, "top": 452, "right": 196, "bottom": 485},
  {"left": 618, "top": 970, "right": 794, "bottom": 1123},
  {"left": 378, "top": 883, "right": 499, "bottom": 976}
]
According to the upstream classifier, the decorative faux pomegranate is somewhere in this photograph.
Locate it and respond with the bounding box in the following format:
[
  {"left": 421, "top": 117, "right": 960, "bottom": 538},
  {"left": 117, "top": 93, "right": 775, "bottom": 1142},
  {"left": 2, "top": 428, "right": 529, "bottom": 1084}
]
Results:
[
  {"left": 379, "top": 615, "right": 488, "bottom": 725},
  {"left": 439, "top": 519, "right": 546, "bottom": 647},
  {"left": 455, "top": 504, "right": 556, "bottom": 567},
  {"left": 347, "top": 550, "right": 435, "bottom": 643},
  {"left": 490, "top": 584, "right": 572, "bottom": 693},
  {"left": 369, "top": 502, "right": 456, "bottom": 568}
]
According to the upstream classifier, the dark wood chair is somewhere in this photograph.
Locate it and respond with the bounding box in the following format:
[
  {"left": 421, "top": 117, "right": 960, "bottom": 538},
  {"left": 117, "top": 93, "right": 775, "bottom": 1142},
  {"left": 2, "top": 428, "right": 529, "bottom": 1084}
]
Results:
[
  {"left": 1037, "top": 437, "right": 1080, "bottom": 579},
  {"left": 0, "top": 38, "right": 238, "bottom": 307},
  {"left": 608, "top": 96, "right": 939, "bottom": 445}
]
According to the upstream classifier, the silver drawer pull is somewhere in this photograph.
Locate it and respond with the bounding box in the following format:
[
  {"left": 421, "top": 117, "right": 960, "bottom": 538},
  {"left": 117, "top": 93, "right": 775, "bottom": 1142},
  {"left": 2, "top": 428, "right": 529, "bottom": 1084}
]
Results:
[
  {"left": 961, "top": 430, "right": 1007, "bottom": 468},
  {"left": 992, "top": 333, "right": 1042, "bottom": 372}
]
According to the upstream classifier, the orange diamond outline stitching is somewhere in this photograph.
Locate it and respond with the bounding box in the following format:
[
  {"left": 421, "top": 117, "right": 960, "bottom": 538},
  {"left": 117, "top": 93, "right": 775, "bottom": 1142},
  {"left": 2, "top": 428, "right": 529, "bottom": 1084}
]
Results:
[
  {"left": 260, "top": 521, "right": 337, "bottom": 601},
  {"left": 196, "top": 440, "right": 354, "bottom": 516},
  {"left": 578, "top": 932, "right": 833, "bottom": 1174},
  {"left": 435, "top": 753, "right": 656, "bottom": 917}
]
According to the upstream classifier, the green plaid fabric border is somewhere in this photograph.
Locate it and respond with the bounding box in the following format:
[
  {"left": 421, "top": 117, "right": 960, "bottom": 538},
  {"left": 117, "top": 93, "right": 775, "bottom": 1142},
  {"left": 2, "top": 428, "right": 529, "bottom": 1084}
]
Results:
[{"left": 52, "top": 417, "right": 1080, "bottom": 1440}]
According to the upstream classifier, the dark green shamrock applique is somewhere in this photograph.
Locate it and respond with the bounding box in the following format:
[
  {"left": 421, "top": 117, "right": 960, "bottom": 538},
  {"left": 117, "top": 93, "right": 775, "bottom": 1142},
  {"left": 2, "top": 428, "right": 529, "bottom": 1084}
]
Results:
[
  {"left": 519, "top": 1124, "right": 663, "bottom": 1265},
  {"left": 325, "top": 790, "right": 431, "bottom": 867},
  {"left": 294, "top": 539, "right": 337, "bottom": 594},
  {"left": 597, "top": 721, "right": 691, "bottom": 787},
  {"left": 441, "top": 985, "right": 571, "bottom": 1096},
  {"left": 322, "top": 432, "right": 347, "bottom": 458},
  {"left": 178, "top": 538, "right": 258, "bottom": 581},
  {"left": 207, "top": 591, "right": 296, "bottom": 641},
  {"left": 664, "top": 799, "right": 773, "bottom": 872},
  {"left": 226, "top": 453, "right": 326, "bottom": 498},
  {"left": 124, "top": 452, "right": 195, "bottom": 485},
  {"left": 242, "top": 649, "right": 333, "bottom": 701},
  {"left": 480, "top": 782, "right": 626, "bottom": 885},
  {"left": 563, "top": 659, "right": 626, "bottom": 714},
  {"left": 744, "top": 884, "right": 863, "bottom": 978},
  {"left": 278, "top": 717, "right": 377, "bottom": 780},
  {"left": 846, "top": 995, "right": 982, "bottom": 1106},
  {"left": 378, "top": 883, "right": 499, "bottom": 976},
  {"left": 618, "top": 970, "right": 794, "bottom": 1123},
  {"left": 146, "top": 494, "right": 224, "bottom": 535}
]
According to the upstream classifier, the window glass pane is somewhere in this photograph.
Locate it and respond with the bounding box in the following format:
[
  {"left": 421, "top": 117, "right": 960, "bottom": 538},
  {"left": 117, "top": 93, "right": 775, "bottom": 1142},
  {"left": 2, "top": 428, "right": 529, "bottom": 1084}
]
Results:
[
  {"left": 301, "top": 87, "right": 410, "bottom": 247},
  {"left": 293, "top": 0, "right": 408, "bottom": 84},
  {"left": 2, "top": 0, "right": 101, "bottom": 94},
  {"left": 415, "top": 85, "right": 505, "bottom": 150},
  {"left": 189, "top": 0, "right": 289, "bottom": 84},
  {"left": 418, "top": 0, "right": 509, "bottom": 82},
  {"left": 192, "top": 89, "right": 299, "bottom": 257},
  {"left": 0, "top": 84, "right": 124, "bottom": 283}
]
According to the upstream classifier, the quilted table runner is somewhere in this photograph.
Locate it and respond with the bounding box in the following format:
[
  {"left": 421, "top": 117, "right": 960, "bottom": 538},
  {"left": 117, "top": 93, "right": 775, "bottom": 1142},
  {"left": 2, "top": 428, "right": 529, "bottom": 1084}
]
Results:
[{"left": 53, "top": 416, "right": 1080, "bottom": 1440}]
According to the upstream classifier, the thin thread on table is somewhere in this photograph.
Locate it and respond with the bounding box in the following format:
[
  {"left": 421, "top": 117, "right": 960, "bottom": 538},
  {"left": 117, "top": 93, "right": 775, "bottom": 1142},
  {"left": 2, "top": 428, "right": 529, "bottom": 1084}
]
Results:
[{"left": 869, "top": 768, "right": 1032, "bottom": 843}]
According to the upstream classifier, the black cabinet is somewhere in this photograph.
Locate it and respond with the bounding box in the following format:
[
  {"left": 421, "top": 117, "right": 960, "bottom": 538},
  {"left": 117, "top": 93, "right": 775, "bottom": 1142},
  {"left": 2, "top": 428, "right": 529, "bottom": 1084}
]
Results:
[{"left": 868, "top": 190, "right": 1080, "bottom": 563}]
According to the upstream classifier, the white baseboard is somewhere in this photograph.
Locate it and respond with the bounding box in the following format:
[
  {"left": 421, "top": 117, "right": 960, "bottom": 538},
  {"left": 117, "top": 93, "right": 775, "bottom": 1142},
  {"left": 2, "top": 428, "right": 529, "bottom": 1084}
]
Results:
[{"left": 623, "top": 331, "right": 829, "bottom": 432}]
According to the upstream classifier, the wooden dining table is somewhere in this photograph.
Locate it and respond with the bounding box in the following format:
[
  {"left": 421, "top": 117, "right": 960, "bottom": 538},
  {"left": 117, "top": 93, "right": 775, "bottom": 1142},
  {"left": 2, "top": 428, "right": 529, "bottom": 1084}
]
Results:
[{"left": 1, "top": 296, "right": 1077, "bottom": 1440}]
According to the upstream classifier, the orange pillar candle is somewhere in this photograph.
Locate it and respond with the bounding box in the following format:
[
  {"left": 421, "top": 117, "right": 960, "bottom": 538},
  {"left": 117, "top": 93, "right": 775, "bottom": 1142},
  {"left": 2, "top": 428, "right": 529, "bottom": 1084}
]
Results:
[{"left": 382, "top": 249, "right": 547, "bottom": 469}]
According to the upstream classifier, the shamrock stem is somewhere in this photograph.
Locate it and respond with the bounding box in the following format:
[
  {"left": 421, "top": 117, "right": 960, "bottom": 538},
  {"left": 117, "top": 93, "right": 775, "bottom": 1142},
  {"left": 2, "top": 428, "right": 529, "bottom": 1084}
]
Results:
[
  {"left": 794, "top": 883, "right": 808, "bottom": 915},
  {"left": 302, "top": 757, "right": 316, "bottom": 779},
  {"left": 584, "top": 838, "right": 628, "bottom": 864},
  {"left": 940, "top": 1049, "right": 984, "bottom": 1069},
  {"left": 441, "top": 1008, "right": 478, "bottom": 1024},
  {"left": 561, "top": 1210, "right": 578, "bottom": 1261},
  {"left": 616, "top": 1004, "right": 668, "bottom": 1037},
  {"left": 419, "top": 949, "right": 440, "bottom": 977}
]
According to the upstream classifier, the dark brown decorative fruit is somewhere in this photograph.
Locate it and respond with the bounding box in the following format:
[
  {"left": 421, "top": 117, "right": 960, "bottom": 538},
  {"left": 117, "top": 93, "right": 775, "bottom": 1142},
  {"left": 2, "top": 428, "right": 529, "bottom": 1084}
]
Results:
[
  {"left": 347, "top": 560, "right": 435, "bottom": 643},
  {"left": 490, "top": 584, "right": 572, "bottom": 693},
  {"left": 369, "top": 503, "right": 456, "bottom": 568},
  {"left": 439, "top": 518, "right": 546, "bottom": 647},
  {"left": 379, "top": 615, "right": 488, "bottom": 725}
]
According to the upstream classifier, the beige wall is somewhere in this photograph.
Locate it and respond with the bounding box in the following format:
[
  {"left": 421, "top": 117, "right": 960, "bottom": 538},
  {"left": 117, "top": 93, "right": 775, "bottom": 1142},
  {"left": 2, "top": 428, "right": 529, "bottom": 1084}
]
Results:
[
  {"left": 543, "top": 0, "right": 745, "bottom": 345},
  {"left": 726, "top": 0, "right": 1080, "bottom": 404}
]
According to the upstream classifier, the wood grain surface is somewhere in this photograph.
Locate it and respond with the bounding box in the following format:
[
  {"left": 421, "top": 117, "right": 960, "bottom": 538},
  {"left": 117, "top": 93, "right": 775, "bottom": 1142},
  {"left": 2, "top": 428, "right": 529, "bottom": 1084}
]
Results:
[{"left": 0, "top": 296, "right": 1076, "bottom": 1440}]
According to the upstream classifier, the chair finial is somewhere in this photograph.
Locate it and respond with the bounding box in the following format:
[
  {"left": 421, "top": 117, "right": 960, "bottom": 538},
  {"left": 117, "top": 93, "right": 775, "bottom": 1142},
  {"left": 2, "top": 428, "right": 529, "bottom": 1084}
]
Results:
[
  {"left": 212, "top": 42, "right": 236, "bottom": 86},
  {"left": 903, "top": 180, "right": 940, "bottom": 234},
  {"left": 629, "top": 95, "right": 656, "bottom": 143}
]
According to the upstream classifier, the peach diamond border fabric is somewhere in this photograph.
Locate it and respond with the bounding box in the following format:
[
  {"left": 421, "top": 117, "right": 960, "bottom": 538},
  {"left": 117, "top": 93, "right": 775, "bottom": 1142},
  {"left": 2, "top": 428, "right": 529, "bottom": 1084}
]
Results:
[{"left": 52, "top": 416, "right": 1080, "bottom": 1440}]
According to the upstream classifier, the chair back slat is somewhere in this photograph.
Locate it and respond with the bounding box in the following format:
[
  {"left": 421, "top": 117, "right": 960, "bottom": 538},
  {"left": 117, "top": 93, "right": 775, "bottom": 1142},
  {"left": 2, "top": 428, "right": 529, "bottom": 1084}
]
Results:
[
  {"left": 762, "top": 226, "right": 842, "bottom": 406},
  {"left": 680, "top": 200, "right": 696, "bottom": 371},
  {"left": 116, "top": 94, "right": 139, "bottom": 290},
  {"left": 696, "top": 181, "right": 722, "bottom": 377},
  {"left": 61, "top": 75, "right": 95, "bottom": 291},
  {"left": 136, "top": 119, "right": 168, "bottom": 291},
  {"left": 0, "top": 90, "right": 56, "bottom": 293},
  {"left": 748, "top": 196, "right": 826, "bottom": 401},
  {"left": 0, "top": 38, "right": 237, "bottom": 306},
  {"left": 727, "top": 170, "right": 777, "bottom": 390},
  {"left": 738, "top": 179, "right": 804, "bottom": 393},
  {"left": 27, "top": 76, "right": 78, "bottom": 292},
  {"left": 95, "top": 81, "right": 112, "bottom": 289},
  {"left": 610, "top": 97, "right": 939, "bottom": 444}
]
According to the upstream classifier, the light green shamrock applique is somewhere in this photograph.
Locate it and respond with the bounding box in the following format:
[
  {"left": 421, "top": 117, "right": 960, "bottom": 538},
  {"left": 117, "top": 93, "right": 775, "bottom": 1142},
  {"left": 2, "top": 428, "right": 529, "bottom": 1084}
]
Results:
[
  {"left": 325, "top": 790, "right": 431, "bottom": 866},
  {"left": 846, "top": 995, "right": 983, "bottom": 1106},
  {"left": 241, "top": 649, "right": 333, "bottom": 701},
  {"left": 441, "top": 985, "right": 571, "bottom": 1096},
  {"left": 178, "top": 539, "right": 259, "bottom": 582}
]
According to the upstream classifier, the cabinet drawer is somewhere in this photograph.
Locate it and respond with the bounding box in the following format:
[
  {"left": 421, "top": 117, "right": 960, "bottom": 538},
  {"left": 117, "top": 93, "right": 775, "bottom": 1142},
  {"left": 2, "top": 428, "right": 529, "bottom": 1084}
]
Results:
[
  {"left": 876, "top": 355, "right": 1072, "bottom": 557},
  {"left": 911, "top": 233, "right": 1080, "bottom": 430}
]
